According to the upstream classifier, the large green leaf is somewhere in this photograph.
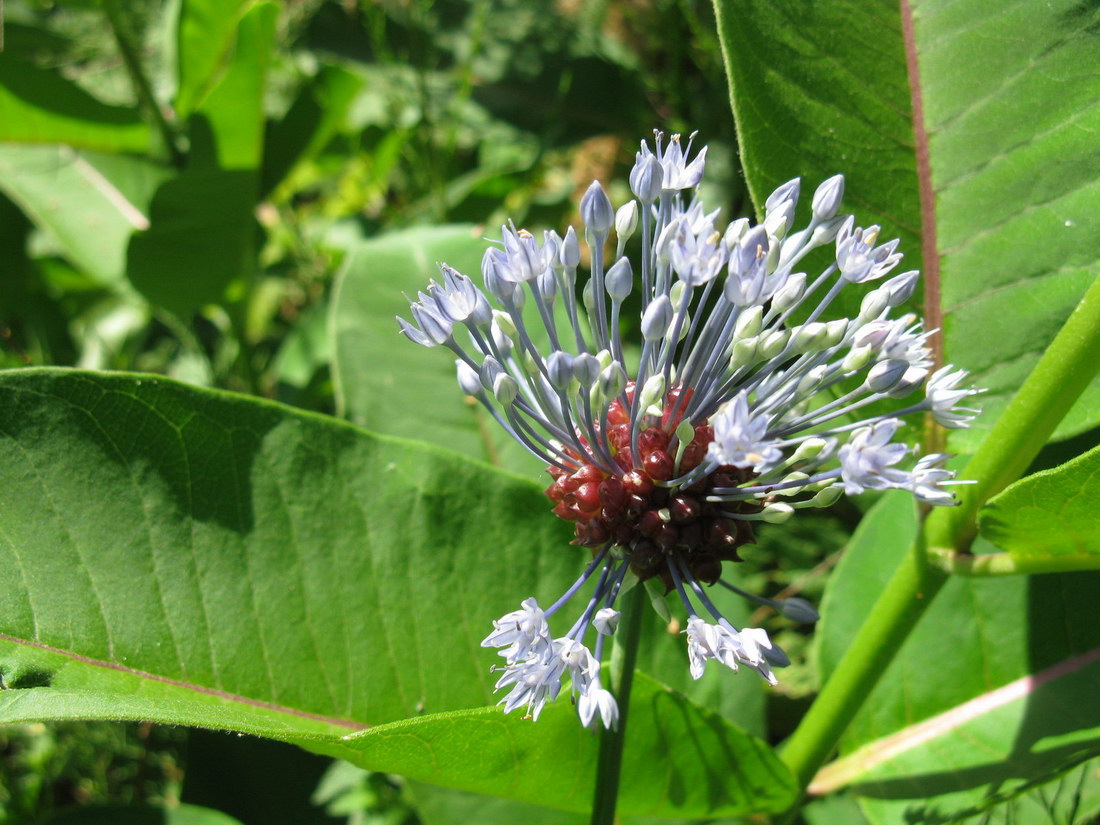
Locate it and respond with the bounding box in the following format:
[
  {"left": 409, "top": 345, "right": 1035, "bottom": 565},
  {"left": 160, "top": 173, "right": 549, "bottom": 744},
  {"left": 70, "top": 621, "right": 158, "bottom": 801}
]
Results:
[
  {"left": 324, "top": 673, "right": 795, "bottom": 819},
  {"left": 0, "top": 53, "right": 150, "bottom": 152},
  {"left": 816, "top": 491, "right": 1100, "bottom": 821},
  {"left": 814, "top": 493, "right": 917, "bottom": 683},
  {"left": 42, "top": 804, "right": 245, "bottom": 825},
  {"left": 714, "top": 0, "right": 1100, "bottom": 452},
  {"left": 330, "top": 225, "right": 535, "bottom": 476},
  {"left": 173, "top": 0, "right": 256, "bottom": 120},
  {"left": 0, "top": 368, "right": 791, "bottom": 816},
  {"left": 979, "top": 443, "right": 1100, "bottom": 558},
  {"left": 127, "top": 3, "right": 276, "bottom": 315},
  {"left": 0, "top": 144, "right": 171, "bottom": 285}
]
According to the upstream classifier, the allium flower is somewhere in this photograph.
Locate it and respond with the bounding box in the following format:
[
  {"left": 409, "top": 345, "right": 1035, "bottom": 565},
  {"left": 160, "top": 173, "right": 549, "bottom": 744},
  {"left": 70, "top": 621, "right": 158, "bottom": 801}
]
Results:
[{"left": 397, "top": 130, "right": 981, "bottom": 729}]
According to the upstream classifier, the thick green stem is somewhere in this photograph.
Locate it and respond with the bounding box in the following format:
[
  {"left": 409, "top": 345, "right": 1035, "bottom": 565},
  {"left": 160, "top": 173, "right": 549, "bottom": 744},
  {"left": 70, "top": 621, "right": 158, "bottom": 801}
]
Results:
[
  {"left": 778, "top": 274, "right": 1100, "bottom": 816},
  {"left": 589, "top": 583, "right": 644, "bottom": 825},
  {"left": 779, "top": 534, "right": 947, "bottom": 794},
  {"left": 930, "top": 550, "right": 1100, "bottom": 577},
  {"left": 924, "top": 273, "right": 1100, "bottom": 554}
]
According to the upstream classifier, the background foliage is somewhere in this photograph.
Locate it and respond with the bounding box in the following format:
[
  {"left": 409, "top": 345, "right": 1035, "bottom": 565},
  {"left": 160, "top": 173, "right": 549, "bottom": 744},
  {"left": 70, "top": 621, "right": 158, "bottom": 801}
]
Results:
[{"left": 1, "top": 0, "right": 1099, "bottom": 823}]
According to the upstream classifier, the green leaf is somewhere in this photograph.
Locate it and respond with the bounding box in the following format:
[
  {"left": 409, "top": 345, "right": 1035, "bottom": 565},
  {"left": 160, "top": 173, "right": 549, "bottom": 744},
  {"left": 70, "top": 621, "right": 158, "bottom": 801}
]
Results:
[
  {"left": 815, "top": 492, "right": 1100, "bottom": 820},
  {"left": 42, "top": 804, "right": 246, "bottom": 825},
  {"left": 126, "top": 2, "right": 278, "bottom": 315},
  {"left": 0, "top": 53, "right": 150, "bottom": 152},
  {"left": 173, "top": 0, "right": 256, "bottom": 120},
  {"left": 325, "top": 673, "right": 796, "bottom": 819},
  {"left": 0, "top": 368, "right": 578, "bottom": 732},
  {"left": 330, "top": 225, "right": 535, "bottom": 475},
  {"left": 0, "top": 144, "right": 171, "bottom": 285},
  {"left": 187, "top": 2, "right": 276, "bottom": 172},
  {"left": 815, "top": 492, "right": 918, "bottom": 683},
  {"left": 125, "top": 168, "right": 259, "bottom": 314},
  {"left": 408, "top": 782, "right": 586, "bottom": 825},
  {"left": 979, "top": 443, "right": 1100, "bottom": 558},
  {"left": 262, "top": 65, "right": 366, "bottom": 199},
  {"left": 0, "top": 368, "right": 792, "bottom": 816},
  {"left": 714, "top": 0, "right": 1100, "bottom": 451}
]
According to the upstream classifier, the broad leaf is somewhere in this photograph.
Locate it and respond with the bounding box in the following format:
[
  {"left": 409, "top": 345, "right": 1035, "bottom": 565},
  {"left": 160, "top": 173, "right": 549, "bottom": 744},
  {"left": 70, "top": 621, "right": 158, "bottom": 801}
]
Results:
[
  {"left": 0, "top": 368, "right": 578, "bottom": 730},
  {"left": 324, "top": 673, "right": 796, "bottom": 819},
  {"left": 42, "top": 804, "right": 245, "bottom": 825},
  {"left": 125, "top": 3, "right": 276, "bottom": 316},
  {"left": 0, "top": 53, "right": 150, "bottom": 152},
  {"left": 0, "top": 368, "right": 792, "bottom": 816},
  {"left": 173, "top": 0, "right": 256, "bottom": 119},
  {"left": 815, "top": 492, "right": 917, "bottom": 682},
  {"left": 330, "top": 225, "right": 535, "bottom": 476},
  {"left": 0, "top": 144, "right": 170, "bottom": 285},
  {"left": 714, "top": 0, "right": 1100, "bottom": 452},
  {"left": 979, "top": 443, "right": 1100, "bottom": 558},
  {"left": 816, "top": 490, "right": 1100, "bottom": 821}
]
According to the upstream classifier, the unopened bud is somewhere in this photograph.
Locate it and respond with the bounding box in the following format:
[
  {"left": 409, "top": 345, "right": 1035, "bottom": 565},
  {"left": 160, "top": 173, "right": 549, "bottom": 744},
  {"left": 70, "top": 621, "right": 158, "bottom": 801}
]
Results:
[
  {"left": 762, "top": 502, "right": 794, "bottom": 523},
  {"left": 456, "top": 360, "right": 481, "bottom": 396},
  {"left": 842, "top": 345, "right": 873, "bottom": 372},
  {"left": 615, "top": 201, "right": 639, "bottom": 246},
  {"left": 606, "top": 257, "right": 633, "bottom": 302},
  {"left": 581, "top": 181, "right": 614, "bottom": 234},
  {"left": 778, "top": 597, "right": 820, "bottom": 624},
  {"left": 811, "top": 174, "right": 844, "bottom": 221},
  {"left": 641, "top": 296, "right": 673, "bottom": 341},
  {"left": 735, "top": 306, "right": 763, "bottom": 340},
  {"left": 594, "top": 607, "right": 621, "bottom": 635},
  {"left": 772, "top": 273, "right": 807, "bottom": 312}
]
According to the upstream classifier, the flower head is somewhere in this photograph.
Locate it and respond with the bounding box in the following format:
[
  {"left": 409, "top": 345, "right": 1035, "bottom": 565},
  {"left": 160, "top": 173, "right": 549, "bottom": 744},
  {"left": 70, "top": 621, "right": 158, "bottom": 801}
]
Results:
[{"left": 398, "top": 130, "right": 981, "bottom": 728}]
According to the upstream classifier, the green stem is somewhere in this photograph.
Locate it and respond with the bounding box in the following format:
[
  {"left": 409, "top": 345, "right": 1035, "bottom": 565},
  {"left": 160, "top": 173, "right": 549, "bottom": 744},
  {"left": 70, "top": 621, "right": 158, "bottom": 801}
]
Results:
[
  {"left": 103, "top": 0, "right": 184, "bottom": 166},
  {"left": 590, "top": 582, "right": 644, "bottom": 825},
  {"left": 777, "top": 273, "right": 1100, "bottom": 816},
  {"left": 924, "top": 273, "right": 1100, "bottom": 554},
  {"left": 929, "top": 550, "right": 1100, "bottom": 577},
  {"left": 779, "top": 534, "right": 948, "bottom": 795}
]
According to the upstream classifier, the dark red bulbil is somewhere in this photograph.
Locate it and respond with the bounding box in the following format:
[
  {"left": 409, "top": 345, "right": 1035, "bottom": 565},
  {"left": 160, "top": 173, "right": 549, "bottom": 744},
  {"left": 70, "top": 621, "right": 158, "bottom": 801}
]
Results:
[{"left": 544, "top": 390, "right": 760, "bottom": 591}]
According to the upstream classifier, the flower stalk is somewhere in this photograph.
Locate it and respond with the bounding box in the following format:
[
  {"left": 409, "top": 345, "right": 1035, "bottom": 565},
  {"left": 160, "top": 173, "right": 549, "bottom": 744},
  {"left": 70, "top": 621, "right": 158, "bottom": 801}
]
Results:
[{"left": 589, "top": 583, "right": 644, "bottom": 825}]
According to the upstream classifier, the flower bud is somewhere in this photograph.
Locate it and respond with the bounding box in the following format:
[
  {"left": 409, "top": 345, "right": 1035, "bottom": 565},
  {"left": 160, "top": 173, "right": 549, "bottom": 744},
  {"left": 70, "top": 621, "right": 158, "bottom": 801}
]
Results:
[
  {"left": 883, "top": 270, "right": 919, "bottom": 306},
  {"left": 546, "top": 351, "right": 574, "bottom": 390},
  {"left": 791, "top": 437, "right": 829, "bottom": 462},
  {"left": 581, "top": 181, "right": 614, "bottom": 234},
  {"left": 772, "top": 273, "right": 807, "bottom": 312},
  {"left": 615, "top": 200, "right": 639, "bottom": 246},
  {"left": 730, "top": 336, "right": 759, "bottom": 368},
  {"left": 859, "top": 287, "right": 890, "bottom": 320},
  {"left": 597, "top": 362, "right": 627, "bottom": 399},
  {"left": 629, "top": 153, "right": 663, "bottom": 203},
  {"left": 606, "top": 256, "right": 633, "bottom": 302},
  {"left": 594, "top": 607, "right": 621, "bottom": 635},
  {"left": 778, "top": 597, "right": 820, "bottom": 624},
  {"left": 572, "top": 353, "right": 601, "bottom": 386},
  {"left": 842, "top": 344, "right": 873, "bottom": 372},
  {"left": 638, "top": 373, "right": 666, "bottom": 410},
  {"left": 641, "top": 295, "right": 673, "bottom": 341},
  {"left": 762, "top": 502, "right": 794, "bottom": 523},
  {"left": 734, "top": 306, "right": 763, "bottom": 339},
  {"left": 456, "top": 360, "right": 482, "bottom": 396},
  {"left": 867, "top": 358, "right": 909, "bottom": 392},
  {"left": 811, "top": 174, "right": 844, "bottom": 221},
  {"left": 493, "top": 373, "right": 519, "bottom": 405},
  {"left": 759, "top": 329, "right": 789, "bottom": 360},
  {"left": 811, "top": 486, "right": 843, "bottom": 508},
  {"left": 560, "top": 226, "right": 580, "bottom": 269}
]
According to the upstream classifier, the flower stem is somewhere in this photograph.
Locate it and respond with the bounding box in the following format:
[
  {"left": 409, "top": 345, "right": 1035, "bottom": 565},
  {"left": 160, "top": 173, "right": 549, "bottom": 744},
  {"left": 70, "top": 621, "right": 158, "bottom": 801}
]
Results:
[
  {"left": 589, "top": 582, "right": 644, "bottom": 825},
  {"left": 777, "top": 274, "right": 1100, "bottom": 817}
]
